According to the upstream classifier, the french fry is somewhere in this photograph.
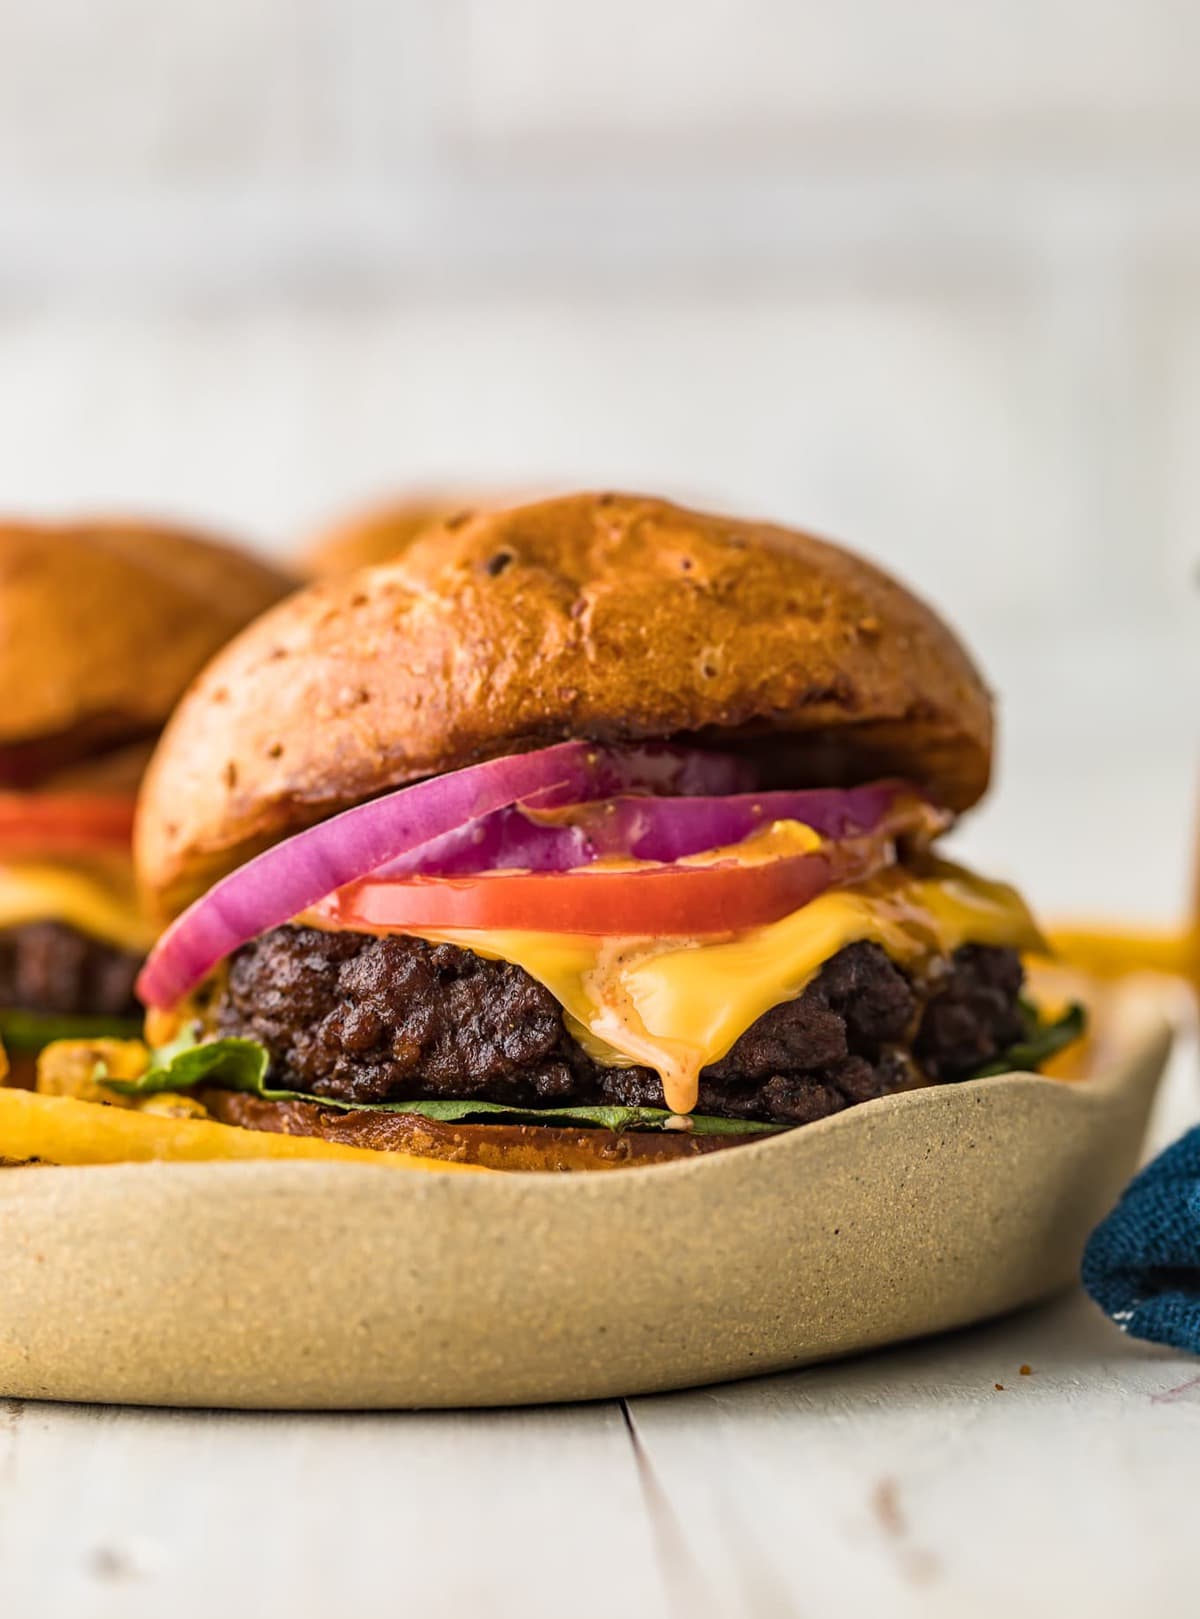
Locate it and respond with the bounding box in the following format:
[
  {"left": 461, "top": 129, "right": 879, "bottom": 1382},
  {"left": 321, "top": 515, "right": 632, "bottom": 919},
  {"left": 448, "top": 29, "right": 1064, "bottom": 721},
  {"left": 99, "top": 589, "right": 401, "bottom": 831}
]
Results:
[{"left": 0, "top": 1086, "right": 483, "bottom": 1171}]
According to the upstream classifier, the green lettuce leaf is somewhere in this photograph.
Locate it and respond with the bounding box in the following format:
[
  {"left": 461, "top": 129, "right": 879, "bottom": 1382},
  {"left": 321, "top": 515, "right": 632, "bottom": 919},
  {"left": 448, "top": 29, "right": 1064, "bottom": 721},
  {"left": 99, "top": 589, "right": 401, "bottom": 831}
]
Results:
[
  {"left": 121, "top": 1026, "right": 273, "bottom": 1093},
  {"left": 966, "top": 1001, "right": 1086, "bottom": 1080},
  {"left": 0, "top": 1008, "right": 144, "bottom": 1053},
  {"left": 104, "top": 1028, "right": 785, "bottom": 1137},
  {"left": 102, "top": 998, "right": 1086, "bottom": 1137}
]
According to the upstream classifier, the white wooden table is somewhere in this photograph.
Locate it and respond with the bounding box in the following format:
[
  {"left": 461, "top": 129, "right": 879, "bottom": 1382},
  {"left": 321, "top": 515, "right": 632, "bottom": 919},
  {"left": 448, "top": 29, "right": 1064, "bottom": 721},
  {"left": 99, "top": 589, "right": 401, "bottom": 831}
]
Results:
[{"left": 3, "top": 1029, "right": 1196, "bottom": 1619}]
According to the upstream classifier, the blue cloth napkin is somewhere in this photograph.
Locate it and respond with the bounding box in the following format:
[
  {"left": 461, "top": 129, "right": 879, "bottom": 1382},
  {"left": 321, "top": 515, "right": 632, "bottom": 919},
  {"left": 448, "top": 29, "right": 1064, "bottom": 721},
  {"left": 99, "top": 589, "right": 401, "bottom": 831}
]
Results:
[{"left": 1082, "top": 1126, "right": 1200, "bottom": 1353}]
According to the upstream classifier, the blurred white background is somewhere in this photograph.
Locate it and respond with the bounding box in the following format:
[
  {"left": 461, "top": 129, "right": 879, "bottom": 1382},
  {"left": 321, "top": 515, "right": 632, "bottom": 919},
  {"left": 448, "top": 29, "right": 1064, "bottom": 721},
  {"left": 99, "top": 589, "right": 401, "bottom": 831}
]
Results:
[{"left": 0, "top": 0, "right": 1195, "bottom": 919}]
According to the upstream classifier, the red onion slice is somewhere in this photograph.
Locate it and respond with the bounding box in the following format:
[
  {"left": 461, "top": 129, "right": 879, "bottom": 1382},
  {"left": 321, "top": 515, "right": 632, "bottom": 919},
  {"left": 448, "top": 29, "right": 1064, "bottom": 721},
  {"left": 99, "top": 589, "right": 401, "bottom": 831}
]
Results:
[
  {"left": 374, "top": 781, "right": 926, "bottom": 878},
  {"left": 136, "top": 742, "right": 754, "bottom": 1009}
]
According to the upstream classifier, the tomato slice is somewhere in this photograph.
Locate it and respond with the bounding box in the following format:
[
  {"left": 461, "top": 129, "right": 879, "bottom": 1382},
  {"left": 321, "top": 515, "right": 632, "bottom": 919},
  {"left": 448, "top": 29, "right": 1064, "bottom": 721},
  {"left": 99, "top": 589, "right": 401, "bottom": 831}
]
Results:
[
  {"left": 0, "top": 793, "right": 136, "bottom": 855},
  {"left": 312, "top": 852, "right": 840, "bottom": 937}
]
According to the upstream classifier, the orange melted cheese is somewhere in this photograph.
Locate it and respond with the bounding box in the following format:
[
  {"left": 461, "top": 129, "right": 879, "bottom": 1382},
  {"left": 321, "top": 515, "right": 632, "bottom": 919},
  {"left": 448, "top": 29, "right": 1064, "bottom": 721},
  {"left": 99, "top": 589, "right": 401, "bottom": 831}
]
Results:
[
  {"left": 0, "top": 857, "right": 156, "bottom": 953},
  {"left": 552, "top": 818, "right": 824, "bottom": 870},
  {"left": 326, "top": 861, "right": 1045, "bottom": 1114}
]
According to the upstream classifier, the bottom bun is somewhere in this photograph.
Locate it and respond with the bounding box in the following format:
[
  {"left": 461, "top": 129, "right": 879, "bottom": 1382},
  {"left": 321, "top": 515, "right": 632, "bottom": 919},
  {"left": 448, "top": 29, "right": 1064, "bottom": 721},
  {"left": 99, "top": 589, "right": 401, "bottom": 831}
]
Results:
[{"left": 199, "top": 1089, "right": 749, "bottom": 1172}]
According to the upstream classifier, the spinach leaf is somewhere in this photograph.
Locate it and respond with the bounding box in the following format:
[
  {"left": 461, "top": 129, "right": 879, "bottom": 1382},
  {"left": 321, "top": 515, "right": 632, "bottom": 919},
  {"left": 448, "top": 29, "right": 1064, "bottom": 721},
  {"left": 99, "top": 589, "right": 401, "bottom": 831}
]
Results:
[
  {"left": 966, "top": 1001, "right": 1086, "bottom": 1080},
  {"left": 105, "top": 1028, "right": 785, "bottom": 1136},
  {"left": 100, "top": 995, "right": 1089, "bottom": 1134},
  {"left": 104, "top": 1028, "right": 270, "bottom": 1096}
]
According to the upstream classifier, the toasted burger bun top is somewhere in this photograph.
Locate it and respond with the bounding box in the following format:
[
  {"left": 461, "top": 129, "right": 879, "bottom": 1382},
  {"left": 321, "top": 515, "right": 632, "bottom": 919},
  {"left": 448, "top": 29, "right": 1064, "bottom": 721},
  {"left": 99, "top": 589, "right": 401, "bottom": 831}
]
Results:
[
  {"left": 0, "top": 519, "right": 295, "bottom": 785},
  {"left": 137, "top": 492, "right": 993, "bottom": 917}
]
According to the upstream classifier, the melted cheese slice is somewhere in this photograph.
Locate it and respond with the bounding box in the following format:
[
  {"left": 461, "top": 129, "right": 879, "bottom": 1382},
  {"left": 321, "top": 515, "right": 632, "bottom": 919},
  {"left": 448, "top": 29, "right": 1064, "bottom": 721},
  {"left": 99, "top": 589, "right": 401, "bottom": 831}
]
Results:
[
  {"left": 406, "top": 862, "right": 1046, "bottom": 1113},
  {"left": 0, "top": 858, "right": 156, "bottom": 953}
]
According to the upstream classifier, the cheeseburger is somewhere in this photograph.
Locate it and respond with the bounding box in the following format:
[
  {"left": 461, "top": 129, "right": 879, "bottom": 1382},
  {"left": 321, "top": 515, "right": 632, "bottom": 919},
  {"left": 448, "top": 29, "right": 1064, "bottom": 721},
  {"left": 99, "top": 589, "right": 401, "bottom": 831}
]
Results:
[
  {"left": 0, "top": 520, "right": 293, "bottom": 1084},
  {"left": 22, "top": 494, "right": 1081, "bottom": 1171}
]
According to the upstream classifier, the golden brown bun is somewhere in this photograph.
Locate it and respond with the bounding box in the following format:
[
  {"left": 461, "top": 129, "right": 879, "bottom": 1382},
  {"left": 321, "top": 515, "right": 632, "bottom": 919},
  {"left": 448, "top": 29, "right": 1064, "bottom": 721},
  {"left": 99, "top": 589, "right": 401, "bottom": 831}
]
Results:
[
  {"left": 301, "top": 492, "right": 533, "bottom": 578},
  {"left": 199, "top": 1089, "right": 745, "bottom": 1171},
  {"left": 0, "top": 519, "right": 296, "bottom": 782},
  {"left": 137, "top": 492, "right": 993, "bottom": 916}
]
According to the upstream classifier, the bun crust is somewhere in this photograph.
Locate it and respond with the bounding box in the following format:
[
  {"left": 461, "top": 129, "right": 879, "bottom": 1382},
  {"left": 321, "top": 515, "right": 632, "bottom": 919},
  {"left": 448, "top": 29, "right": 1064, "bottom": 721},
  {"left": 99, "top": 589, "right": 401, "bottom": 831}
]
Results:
[
  {"left": 137, "top": 492, "right": 993, "bottom": 916},
  {"left": 199, "top": 1089, "right": 740, "bottom": 1171},
  {"left": 0, "top": 520, "right": 295, "bottom": 779}
]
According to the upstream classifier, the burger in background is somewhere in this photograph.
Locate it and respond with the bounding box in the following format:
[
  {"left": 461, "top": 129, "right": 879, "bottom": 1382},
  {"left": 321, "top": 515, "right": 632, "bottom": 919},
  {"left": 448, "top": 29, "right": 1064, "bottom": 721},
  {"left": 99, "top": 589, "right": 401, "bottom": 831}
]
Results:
[
  {"left": 300, "top": 489, "right": 539, "bottom": 577},
  {"left": 0, "top": 520, "right": 294, "bottom": 1083}
]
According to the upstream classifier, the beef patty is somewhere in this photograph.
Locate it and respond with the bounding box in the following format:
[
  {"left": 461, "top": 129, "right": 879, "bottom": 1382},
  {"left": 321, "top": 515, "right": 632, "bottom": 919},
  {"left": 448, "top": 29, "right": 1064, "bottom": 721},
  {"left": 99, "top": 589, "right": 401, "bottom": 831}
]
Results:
[
  {"left": 212, "top": 925, "right": 1027, "bottom": 1127},
  {"left": 0, "top": 920, "right": 143, "bottom": 1019}
]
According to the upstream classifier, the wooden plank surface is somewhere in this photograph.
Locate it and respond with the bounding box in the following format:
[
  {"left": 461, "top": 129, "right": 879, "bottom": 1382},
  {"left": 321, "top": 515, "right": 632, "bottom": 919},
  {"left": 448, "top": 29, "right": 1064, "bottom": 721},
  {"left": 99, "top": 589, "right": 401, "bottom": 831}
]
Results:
[
  {"left": 0, "top": 1402, "right": 668, "bottom": 1619},
  {"left": 625, "top": 1290, "right": 1200, "bottom": 1619},
  {"left": 4, "top": 1291, "right": 1197, "bottom": 1619},
  {"left": 1, "top": 1028, "right": 1195, "bottom": 1619}
]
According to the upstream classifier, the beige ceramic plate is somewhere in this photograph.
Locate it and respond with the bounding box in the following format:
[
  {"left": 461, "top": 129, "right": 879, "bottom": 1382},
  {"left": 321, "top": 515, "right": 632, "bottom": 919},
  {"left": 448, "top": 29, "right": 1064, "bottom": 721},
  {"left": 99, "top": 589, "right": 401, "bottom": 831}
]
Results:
[{"left": 0, "top": 980, "right": 1174, "bottom": 1409}]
